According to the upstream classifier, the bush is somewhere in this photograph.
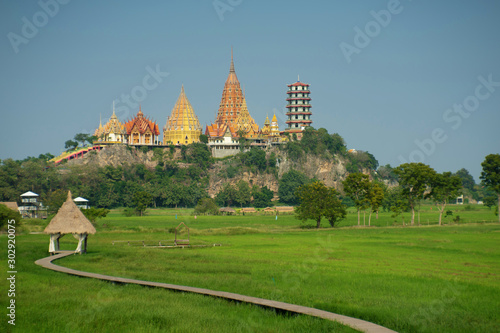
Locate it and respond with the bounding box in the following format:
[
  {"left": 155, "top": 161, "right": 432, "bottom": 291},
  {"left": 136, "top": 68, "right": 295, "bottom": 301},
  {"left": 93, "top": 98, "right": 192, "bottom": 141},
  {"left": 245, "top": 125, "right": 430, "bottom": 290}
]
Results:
[
  {"left": 123, "top": 207, "right": 135, "bottom": 217},
  {"left": 194, "top": 198, "right": 219, "bottom": 215}
]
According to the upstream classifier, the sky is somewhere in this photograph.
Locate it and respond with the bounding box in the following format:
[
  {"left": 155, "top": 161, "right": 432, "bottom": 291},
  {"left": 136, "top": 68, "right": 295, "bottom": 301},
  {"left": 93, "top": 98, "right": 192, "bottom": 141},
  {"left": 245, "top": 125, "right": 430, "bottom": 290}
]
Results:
[{"left": 0, "top": 0, "right": 499, "bottom": 182}]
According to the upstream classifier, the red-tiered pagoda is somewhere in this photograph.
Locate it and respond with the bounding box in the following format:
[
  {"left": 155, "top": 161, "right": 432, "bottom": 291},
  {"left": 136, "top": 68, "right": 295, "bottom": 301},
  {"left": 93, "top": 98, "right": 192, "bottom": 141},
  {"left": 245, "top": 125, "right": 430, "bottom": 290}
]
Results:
[
  {"left": 124, "top": 107, "right": 160, "bottom": 145},
  {"left": 285, "top": 78, "right": 312, "bottom": 139}
]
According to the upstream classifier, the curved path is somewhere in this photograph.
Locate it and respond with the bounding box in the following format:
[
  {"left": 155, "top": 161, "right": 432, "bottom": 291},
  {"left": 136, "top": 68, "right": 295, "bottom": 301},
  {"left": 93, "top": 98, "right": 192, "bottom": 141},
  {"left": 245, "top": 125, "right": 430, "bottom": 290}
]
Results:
[{"left": 35, "top": 252, "right": 397, "bottom": 333}]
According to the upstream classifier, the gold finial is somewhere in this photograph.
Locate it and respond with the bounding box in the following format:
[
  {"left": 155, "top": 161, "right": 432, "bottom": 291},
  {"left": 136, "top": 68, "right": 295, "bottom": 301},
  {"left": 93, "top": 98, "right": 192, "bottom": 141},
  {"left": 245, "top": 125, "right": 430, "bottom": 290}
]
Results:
[{"left": 230, "top": 46, "right": 235, "bottom": 73}]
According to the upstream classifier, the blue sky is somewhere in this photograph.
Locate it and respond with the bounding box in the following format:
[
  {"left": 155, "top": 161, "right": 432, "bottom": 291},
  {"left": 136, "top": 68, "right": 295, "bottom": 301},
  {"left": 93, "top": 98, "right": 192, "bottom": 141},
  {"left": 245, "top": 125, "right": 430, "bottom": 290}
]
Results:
[{"left": 1, "top": 0, "right": 499, "bottom": 181}]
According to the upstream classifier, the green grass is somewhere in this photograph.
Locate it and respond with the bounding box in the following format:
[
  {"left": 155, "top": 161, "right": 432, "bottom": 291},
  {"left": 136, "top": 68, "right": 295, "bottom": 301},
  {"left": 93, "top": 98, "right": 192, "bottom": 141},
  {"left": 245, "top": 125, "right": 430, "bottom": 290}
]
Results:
[{"left": 2, "top": 207, "right": 499, "bottom": 332}]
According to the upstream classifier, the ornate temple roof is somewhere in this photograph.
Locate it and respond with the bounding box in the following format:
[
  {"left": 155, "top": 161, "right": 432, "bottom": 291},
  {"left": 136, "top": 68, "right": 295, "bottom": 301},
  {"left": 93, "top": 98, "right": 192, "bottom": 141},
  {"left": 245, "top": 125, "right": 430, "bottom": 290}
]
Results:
[
  {"left": 205, "top": 122, "right": 238, "bottom": 138},
  {"left": 164, "top": 85, "right": 201, "bottom": 132},
  {"left": 234, "top": 97, "right": 259, "bottom": 137},
  {"left": 215, "top": 48, "right": 244, "bottom": 127},
  {"left": 124, "top": 107, "right": 160, "bottom": 135}
]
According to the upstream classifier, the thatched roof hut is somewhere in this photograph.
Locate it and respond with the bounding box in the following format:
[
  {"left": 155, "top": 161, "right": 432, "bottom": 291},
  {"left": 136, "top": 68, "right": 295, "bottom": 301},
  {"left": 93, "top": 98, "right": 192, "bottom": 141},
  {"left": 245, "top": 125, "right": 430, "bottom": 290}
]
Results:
[
  {"left": 219, "top": 207, "right": 236, "bottom": 215},
  {"left": 44, "top": 191, "right": 96, "bottom": 254},
  {"left": 0, "top": 202, "right": 19, "bottom": 212}
]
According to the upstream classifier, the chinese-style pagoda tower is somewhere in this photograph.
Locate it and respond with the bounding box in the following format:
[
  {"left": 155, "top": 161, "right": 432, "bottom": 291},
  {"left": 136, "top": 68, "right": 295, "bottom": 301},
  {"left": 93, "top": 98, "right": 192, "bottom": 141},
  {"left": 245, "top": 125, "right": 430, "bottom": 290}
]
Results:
[
  {"left": 215, "top": 48, "right": 244, "bottom": 128},
  {"left": 163, "top": 85, "right": 202, "bottom": 145},
  {"left": 285, "top": 77, "right": 312, "bottom": 140}
]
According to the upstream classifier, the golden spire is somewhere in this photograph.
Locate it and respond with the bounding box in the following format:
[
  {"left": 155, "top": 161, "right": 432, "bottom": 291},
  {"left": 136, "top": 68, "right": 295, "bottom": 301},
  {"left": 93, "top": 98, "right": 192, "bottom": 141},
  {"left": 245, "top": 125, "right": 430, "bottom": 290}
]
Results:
[
  {"left": 164, "top": 85, "right": 202, "bottom": 145},
  {"left": 264, "top": 114, "right": 270, "bottom": 125},
  {"left": 230, "top": 46, "right": 235, "bottom": 73}
]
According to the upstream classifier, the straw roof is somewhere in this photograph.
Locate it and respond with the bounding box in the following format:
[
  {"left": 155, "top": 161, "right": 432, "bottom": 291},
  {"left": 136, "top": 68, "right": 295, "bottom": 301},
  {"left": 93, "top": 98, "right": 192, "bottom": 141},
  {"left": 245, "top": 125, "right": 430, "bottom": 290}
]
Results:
[
  {"left": 0, "top": 202, "right": 19, "bottom": 211},
  {"left": 44, "top": 191, "right": 96, "bottom": 235},
  {"left": 219, "top": 207, "right": 236, "bottom": 213}
]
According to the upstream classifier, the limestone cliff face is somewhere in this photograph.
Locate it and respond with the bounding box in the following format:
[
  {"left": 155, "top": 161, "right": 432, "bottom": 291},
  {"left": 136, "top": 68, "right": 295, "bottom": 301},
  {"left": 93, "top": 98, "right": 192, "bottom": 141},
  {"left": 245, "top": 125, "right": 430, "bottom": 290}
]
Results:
[
  {"left": 67, "top": 145, "right": 359, "bottom": 196},
  {"left": 66, "top": 145, "right": 157, "bottom": 169}
]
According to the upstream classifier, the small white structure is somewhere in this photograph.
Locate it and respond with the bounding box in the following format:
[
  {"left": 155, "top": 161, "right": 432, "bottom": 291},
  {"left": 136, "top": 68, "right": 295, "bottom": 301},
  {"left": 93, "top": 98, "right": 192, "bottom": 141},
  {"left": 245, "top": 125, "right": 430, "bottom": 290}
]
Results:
[
  {"left": 19, "top": 191, "right": 39, "bottom": 218},
  {"left": 73, "top": 197, "right": 90, "bottom": 209},
  {"left": 44, "top": 191, "right": 96, "bottom": 254},
  {"left": 456, "top": 195, "right": 464, "bottom": 205}
]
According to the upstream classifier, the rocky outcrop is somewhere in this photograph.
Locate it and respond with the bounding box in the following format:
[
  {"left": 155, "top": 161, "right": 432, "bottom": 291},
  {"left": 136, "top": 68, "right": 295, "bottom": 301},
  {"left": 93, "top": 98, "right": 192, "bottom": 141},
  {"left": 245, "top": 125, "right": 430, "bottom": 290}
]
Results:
[{"left": 67, "top": 144, "right": 366, "bottom": 196}]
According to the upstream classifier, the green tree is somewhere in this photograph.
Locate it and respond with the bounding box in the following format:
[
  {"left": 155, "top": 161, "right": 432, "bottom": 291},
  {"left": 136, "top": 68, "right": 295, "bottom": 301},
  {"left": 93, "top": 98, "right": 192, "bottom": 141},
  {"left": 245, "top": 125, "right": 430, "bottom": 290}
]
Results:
[
  {"left": 81, "top": 207, "right": 109, "bottom": 223},
  {"left": 454, "top": 168, "right": 476, "bottom": 192},
  {"left": 45, "top": 189, "right": 68, "bottom": 215},
  {"left": 295, "top": 181, "right": 346, "bottom": 228},
  {"left": 194, "top": 198, "right": 219, "bottom": 215},
  {"left": 199, "top": 134, "right": 208, "bottom": 144},
  {"left": 215, "top": 183, "right": 237, "bottom": 207},
  {"left": 64, "top": 140, "right": 78, "bottom": 151},
  {"left": 0, "top": 204, "right": 22, "bottom": 230},
  {"left": 278, "top": 170, "right": 310, "bottom": 205},
  {"left": 74, "top": 133, "right": 90, "bottom": 147},
  {"left": 480, "top": 154, "right": 500, "bottom": 222},
  {"left": 367, "top": 182, "right": 384, "bottom": 226},
  {"left": 342, "top": 173, "right": 371, "bottom": 226},
  {"left": 252, "top": 186, "right": 274, "bottom": 208},
  {"left": 429, "top": 172, "right": 462, "bottom": 225},
  {"left": 393, "top": 163, "right": 436, "bottom": 225},
  {"left": 132, "top": 191, "right": 152, "bottom": 216},
  {"left": 235, "top": 180, "right": 251, "bottom": 207}
]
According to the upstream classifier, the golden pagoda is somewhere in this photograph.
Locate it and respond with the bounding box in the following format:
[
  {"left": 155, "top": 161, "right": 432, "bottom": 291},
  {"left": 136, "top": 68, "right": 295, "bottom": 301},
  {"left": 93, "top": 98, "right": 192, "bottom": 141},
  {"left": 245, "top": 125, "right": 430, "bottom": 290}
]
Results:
[
  {"left": 261, "top": 114, "right": 271, "bottom": 136},
  {"left": 215, "top": 48, "right": 244, "bottom": 128},
  {"left": 163, "top": 85, "right": 202, "bottom": 145},
  {"left": 234, "top": 96, "right": 259, "bottom": 138},
  {"left": 94, "top": 103, "right": 127, "bottom": 143},
  {"left": 270, "top": 114, "right": 280, "bottom": 137},
  {"left": 124, "top": 107, "right": 160, "bottom": 145}
]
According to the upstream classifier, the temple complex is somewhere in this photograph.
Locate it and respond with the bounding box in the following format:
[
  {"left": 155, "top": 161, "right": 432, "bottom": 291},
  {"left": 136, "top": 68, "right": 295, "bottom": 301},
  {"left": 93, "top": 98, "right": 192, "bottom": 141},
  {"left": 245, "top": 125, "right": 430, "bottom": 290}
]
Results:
[
  {"left": 124, "top": 107, "right": 160, "bottom": 145},
  {"left": 84, "top": 51, "right": 315, "bottom": 160},
  {"left": 163, "top": 85, "right": 202, "bottom": 145},
  {"left": 94, "top": 103, "right": 127, "bottom": 144},
  {"left": 285, "top": 78, "right": 312, "bottom": 140}
]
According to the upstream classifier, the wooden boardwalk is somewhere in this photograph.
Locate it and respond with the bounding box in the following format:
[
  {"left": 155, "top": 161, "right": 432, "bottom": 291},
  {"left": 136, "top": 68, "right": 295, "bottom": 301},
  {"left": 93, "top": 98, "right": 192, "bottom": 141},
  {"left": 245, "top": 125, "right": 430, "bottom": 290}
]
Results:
[{"left": 35, "top": 252, "right": 397, "bottom": 333}]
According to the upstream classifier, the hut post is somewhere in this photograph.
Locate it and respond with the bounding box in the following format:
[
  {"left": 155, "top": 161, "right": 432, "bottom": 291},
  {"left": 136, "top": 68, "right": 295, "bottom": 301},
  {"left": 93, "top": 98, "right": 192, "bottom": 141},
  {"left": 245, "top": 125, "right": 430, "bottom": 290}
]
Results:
[{"left": 84, "top": 234, "right": 88, "bottom": 254}]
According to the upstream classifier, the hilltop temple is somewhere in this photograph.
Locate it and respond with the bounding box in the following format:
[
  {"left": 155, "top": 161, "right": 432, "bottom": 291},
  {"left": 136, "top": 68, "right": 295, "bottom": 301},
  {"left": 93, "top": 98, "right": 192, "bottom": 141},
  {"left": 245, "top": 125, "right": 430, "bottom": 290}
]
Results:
[
  {"left": 86, "top": 49, "right": 314, "bottom": 158},
  {"left": 124, "top": 107, "right": 161, "bottom": 145},
  {"left": 94, "top": 103, "right": 127, "bottom": 144},
  {"left": 163, "top": 85, "right": 202, "bottom": 145}
]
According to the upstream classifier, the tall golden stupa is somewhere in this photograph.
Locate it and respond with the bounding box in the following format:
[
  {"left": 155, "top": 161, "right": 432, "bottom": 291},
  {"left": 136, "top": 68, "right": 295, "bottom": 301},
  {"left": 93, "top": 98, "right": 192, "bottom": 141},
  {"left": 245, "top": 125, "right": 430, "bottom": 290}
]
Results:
[{"left": 163, "top": 85, "right": 202, "bottom": 145}]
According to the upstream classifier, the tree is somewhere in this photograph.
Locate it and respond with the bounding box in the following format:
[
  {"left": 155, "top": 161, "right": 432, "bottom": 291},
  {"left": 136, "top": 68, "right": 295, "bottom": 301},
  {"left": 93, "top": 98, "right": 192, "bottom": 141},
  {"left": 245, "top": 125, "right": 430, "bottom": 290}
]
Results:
[
  {"left": 194, "top": 198, "right": 219, "bottom": 215},
  {"left": 74, "top": 133, "right": 90, "bottom": 147},
  {"left": 86, "top": 135, "right": 98, "bottom": 145},
  {"left": 215, "top": 183, "right": 237, "bottom": 207},
  {"left": 454, "top": 168, "right": 475, "bottom": 192},
  {"left": 480, "top": 154, "right": 500, "bottom": 222},
  {"left": 45, "top": 189, "right": 69, "bottom": 215},
  {"left": 295, "top": 181, "right": 346, "bottom": 228},
  {"left": 367, "top": 182, "right": 384, "bottom": 226},
  {"left": 0, "top": 204, "right": 21, "bottom": 230},
  {"left": 199, "top": 134, "right": 208, "bottom": 144},
  {"left": 429, "top": 172, "right": 462, "bottom": 225},
  {"left": 393, "top": 163, "right": 436, "bottom": 225},
  {"left": 252, "top": 186, "right": 274, "bottom": 208},
  {"left": 278, "top": 170, "right": 310, "bottom": 205},
  {"left": 132, "top": 191, "right": 152, "bottom": 216},
  {"left": 81, "top": 207, "right": 109, "bottom": 223},
  {"left": 64, "top": 140, "right": 78, "bottom": 151},
  {"left": 235, "top": 180, "right": 251, "bottom": 207},
  {"left": 342, "top": 173, "right": 371, "bottom": 226}
]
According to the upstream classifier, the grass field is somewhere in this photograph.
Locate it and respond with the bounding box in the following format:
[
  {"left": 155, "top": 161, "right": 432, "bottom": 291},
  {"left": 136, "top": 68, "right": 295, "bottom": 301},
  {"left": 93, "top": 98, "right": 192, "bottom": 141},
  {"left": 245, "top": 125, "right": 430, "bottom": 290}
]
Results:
[{"left": 1, "top": 205, "right": 499, "bottom": 332}]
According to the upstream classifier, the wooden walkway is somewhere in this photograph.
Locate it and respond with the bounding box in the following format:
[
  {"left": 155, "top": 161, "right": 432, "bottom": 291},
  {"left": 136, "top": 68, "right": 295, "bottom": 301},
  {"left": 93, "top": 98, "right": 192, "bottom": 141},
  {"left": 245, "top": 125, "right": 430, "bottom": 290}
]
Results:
[{"left": 35, "top": 252, "right": 397, "bottom": 333}]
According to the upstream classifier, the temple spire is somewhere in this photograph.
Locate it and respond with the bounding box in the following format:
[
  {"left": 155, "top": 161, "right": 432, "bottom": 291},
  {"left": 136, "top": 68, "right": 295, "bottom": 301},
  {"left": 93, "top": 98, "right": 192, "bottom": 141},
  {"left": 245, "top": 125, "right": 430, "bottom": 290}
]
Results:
[
  {"left": 230, "top": 46, "right": 235, "bottom": 73},
  {"left": 298, "top": 74, "right": 300, "bottom": 82},
  {"left": 112, "top": 101, "right": 116, "bottom": 116}
]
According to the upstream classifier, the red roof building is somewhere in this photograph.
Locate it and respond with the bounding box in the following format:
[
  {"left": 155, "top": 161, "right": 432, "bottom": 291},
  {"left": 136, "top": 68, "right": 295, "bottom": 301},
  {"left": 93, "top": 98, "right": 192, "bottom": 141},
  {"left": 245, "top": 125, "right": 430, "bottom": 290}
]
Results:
[{"left": 124, "top": 107, "right": 160, "bottom": 145}]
